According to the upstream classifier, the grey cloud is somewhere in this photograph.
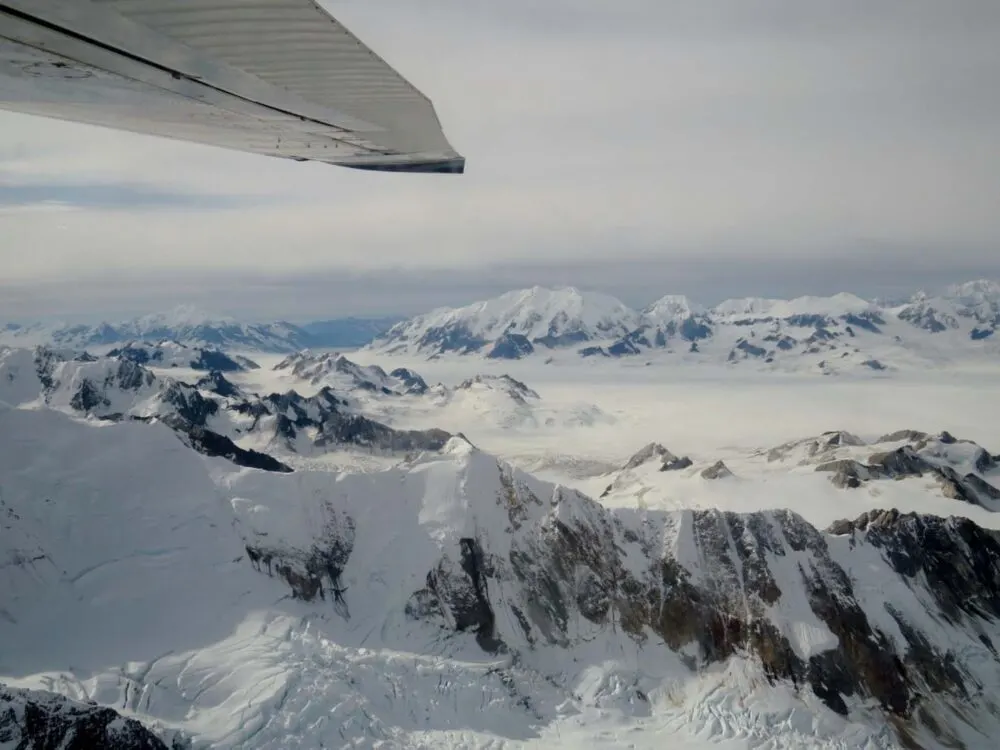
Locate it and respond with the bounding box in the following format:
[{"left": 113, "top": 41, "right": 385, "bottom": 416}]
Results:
[
  {"left": 3, "top": 247, "right": 998, "bottom": 323},
  {"left": 1, "top": 0, "right": 999, "bottom": 313},
  {"left": 0, "top": 182, "right": 267, "bottom": 210}
]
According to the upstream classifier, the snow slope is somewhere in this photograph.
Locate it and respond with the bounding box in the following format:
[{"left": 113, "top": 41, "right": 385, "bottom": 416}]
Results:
[
  {"left": 107, "top": 340, "right": 259, "bottom": 372},
  {"left": 3, "top": 407, "right": 1000, "bottom": 748},
  {"left": 363, "top": 281, "right": 1000, "bottom": 373},
  {"left": 0, "top": 346, "right": 450, "bottom": 470},
  {"left": 0, "top": 307, "right": 310, "bottom": 353},
  {"left": 261, "top": 352, "right": 613, "bottom": 435},
  {"left": 0, "top": 307, "right": 392, "bottom": 354},
  {"left": 370, "top": 286, "right": 641, "bottom": 355}
]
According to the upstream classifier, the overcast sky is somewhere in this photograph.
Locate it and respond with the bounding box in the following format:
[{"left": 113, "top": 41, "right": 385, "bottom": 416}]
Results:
[{"left": 2, "top": 0, "right": 1000, "bottom": 322}]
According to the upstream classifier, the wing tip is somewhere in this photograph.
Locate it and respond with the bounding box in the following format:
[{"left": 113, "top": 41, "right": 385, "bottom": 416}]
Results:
[{"left": 336, "top": 156, "right": 466, "bottom": 174}]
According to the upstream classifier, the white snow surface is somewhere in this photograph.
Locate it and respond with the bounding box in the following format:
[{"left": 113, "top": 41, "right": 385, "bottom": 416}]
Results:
[
  {"left": 0, "top": 305, "right": 308, "bottom": 353},
  {"left": 642, "top": 294, "right": 703, "bottom": 321},
  {"left": 709, "top": 293, "right": 875, "bottom": 321},
  {"left": 5, "top": 406, "right": 989, "bottom": 749},
  {"left": 5, "top": 323, "right": 1000, "bottom": 748},
  {"left": 372, "top": 286, "right": 640, "bottom": 352}
]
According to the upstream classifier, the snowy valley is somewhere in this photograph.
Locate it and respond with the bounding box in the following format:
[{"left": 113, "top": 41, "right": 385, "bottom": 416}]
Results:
[{"left": 3, "top": 281, "right": 1000, "bottom": 750}]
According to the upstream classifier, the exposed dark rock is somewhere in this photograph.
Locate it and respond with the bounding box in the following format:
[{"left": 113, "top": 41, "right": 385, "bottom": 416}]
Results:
[
  {"left": 389, "top": 367, "right": 428, "bottom": 394},
  {"left": 179, "top": 425, "right": 293, "bottom": 473},
  {"left": 877, "top": 430, "right": 928, "bottom": 444},
  {"left": 700, "top": 460, "right": 733, "bottom": 479},
  {"left": 246, "top": 510, "right": 355, "bottom": 607},
  {"left": 607, "top": 338, "right": 641, "bottom": 357},
  {"left": 898, "top": 304, "right": 958, "bottom": 333},
  {"left": 842, "top": 312, "right": 883, "bottom": 333},
  {"left": 805, "top": 327, "right": 837, "bottom": 344},
  {"left": 69, "top": 378, "right": 110, "bottom": 412},
  {"left": 108, "top": 341, "right": 251, "bottom": 372},
  {"left": 416, "top": 324, "right": 488, "bottom": 354},
  {"left": 786, "top": 314, "right": 833, "bottom": 328},
  {"left": 815, "top": 438, "right": 1000, "bottom": 509},
  {"left": 410, "top": 537, "right": 503, "bottom": 652},
  {"left": 815, "top": 459, "right": 871, "bottom": 488},
  {"left": 861, "top": 359, "right": 886, "bottom": 370},
  {"left": 661, "top": 456, "right": 693, "bottom": 472},
  {"left": 316, "top": 413, "right": 452, "bottom": 453},
  {"left": 868, "top": 446, "right": 931, "bottom": 477},
  {"left": 159, "top": 382, "right": 219, "bottom": 428},
  {"left": 765, "top": 334, "right": 797, "bottom": 350},
  {"left": 533, "top": 330, "right": 590, "bottom": 349},
  {"left": 411, "top": 500, "right": 1000, "bottom": 733},
  {"left": 728, "top": 339, "right": 767, "bottom": 361},
  {"left": 622, "top": 442, "right": 676, "bottom": 471},
  {"left": 678, "top": 317, "right": 713, "bottom": 341},
  {"left": 0, "top": 685, "right": 170, "bottom": 750},
  {"left": 579, "top": 346, "right": 608, "bottom": 358},
  {"left": 486, "top": 332, "right": 535, "bottom": 360},
  {"left": 195, "top": 370, "right": 242, "bottom": 398},
  {"left": 975, "top": 448, "right": 997, "bottom": 474},
  {"left": 455, "top": 375, "right": 538, "bottom": 404},
  {"left": 768, "top": 431, "right": 865, "bottom": 463},
  {"left": 191, "top": 348, "right": 248, "bottom": 372}
]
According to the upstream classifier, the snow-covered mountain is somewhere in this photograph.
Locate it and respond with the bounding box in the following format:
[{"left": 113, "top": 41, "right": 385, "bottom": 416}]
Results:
[
  {"left": 272, "top": 351, "right": 613, "bottom": 432},
  {"left": 6, "top": 281, "right": 999, "bottom": 364},
  {"left": 274, "top": 350, "right": 428, "bottom": 395},
  {"left": 595, "top": 429, "right": 1000, "bottom": 518},
  {"left": 366, "top": 281, "right": 1000, "bottom": 373},
  {"left": 0, "top": 346, "right": 451, "bottom": 467},
  {"left": 3, "top": 404, "right": 1000, "bottom": 748},
  {"left": 370, "top": 286, "right": 641, "bottom": 356},
  {"left": 0, "top": 307, "right": 398, "bottom": 353},
  {"left": 107, "top": 340, "right": 259, "bottom": 372}
]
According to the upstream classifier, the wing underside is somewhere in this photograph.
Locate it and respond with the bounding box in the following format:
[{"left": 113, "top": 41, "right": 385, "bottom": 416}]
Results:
[{"left": 0, "top": 0, "right": 464, "bottom": 173}]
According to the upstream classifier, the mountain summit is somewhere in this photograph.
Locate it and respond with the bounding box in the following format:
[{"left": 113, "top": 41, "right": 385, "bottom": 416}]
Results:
[{"left": 370, "top": 286, "right": 640, "bottom": 355}]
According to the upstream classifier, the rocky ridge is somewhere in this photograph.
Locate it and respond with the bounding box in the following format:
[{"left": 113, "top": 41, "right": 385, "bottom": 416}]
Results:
[
  {"left": 0, "top": 346, "right": 451, "bottom": 471},
  {"left": 229, "top": 444, "right": 1000, "bottom": 747}
]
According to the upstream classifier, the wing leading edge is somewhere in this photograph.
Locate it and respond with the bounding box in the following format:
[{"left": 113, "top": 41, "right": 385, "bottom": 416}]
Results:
[{"left": 0, "top": 0, "right": 464, "bottom": 173}]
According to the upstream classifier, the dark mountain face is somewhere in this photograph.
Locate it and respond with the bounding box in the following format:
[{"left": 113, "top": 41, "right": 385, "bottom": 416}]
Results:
[
  {"left": 486, "top": 332, "right": 535, "bottom": 360},
  {"left": 0, "top": 686, "right": 172, "bottom": 750},
  {"left": 241, "top": 446, "right": 1000, "bottom": 748},
  {"left": 107, "top": 342, "right": 255, "bottom": 372},
  {"left": 7, "top": 347, "right": 454, "bottom": 475}
]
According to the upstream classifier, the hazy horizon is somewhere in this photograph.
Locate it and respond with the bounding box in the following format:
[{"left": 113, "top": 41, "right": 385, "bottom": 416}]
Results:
[
  {"left": 2, "top": 274, "right": 994, "bottom": 326},
  {"left": 4, "top": 1, "right": 1000, "bottom": 322}
]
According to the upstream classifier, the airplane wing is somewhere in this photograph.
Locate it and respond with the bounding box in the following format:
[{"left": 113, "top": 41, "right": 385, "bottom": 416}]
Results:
[{"left": 0, "top": 0, "right": 464, "bottom": 173}]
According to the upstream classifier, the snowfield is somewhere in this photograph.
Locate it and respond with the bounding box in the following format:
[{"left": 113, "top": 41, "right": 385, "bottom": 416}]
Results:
[
  {"left": 4, "top": 287, "right": 1000, "bottom": 748},
  {"left": 6, "top": 406, "right": 1000, "bottom": 749}
]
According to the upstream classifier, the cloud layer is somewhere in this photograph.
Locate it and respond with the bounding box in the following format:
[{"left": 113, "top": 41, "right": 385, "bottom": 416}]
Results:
[{"left": 2, "top": 0, "right": 999, "bottom": 317}]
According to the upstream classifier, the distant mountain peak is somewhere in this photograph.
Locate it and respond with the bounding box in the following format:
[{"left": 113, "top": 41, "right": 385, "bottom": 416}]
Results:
[
  {"left": 643, "top": 294, "right": 703, "bottom": 321},
  {"left": 134, "top": 304, "right": 231, "bottom": 329},
  {"left": 371, "top": 285, "right": 640, "bottom": 356}
]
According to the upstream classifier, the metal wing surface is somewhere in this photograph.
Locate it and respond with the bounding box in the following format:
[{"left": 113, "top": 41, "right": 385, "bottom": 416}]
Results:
[{"left": 0, "top": 0, "right": 464, "bottom": 173}]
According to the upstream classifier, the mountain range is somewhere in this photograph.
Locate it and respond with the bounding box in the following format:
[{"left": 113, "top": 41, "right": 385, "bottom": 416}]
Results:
[
  {"left": 3, "top": 400, "right": 1000, "bottom": 749},
  {"left": 4, "top": 283, "right": 998, "bottom": 366},
  {"left": 368, "top": 282, "right": 1000, "bottom": 370},
  {"left": 4, "top": 283, "right": 1000, "bottom": 748},
  {"left": 0, "top": 306, "right": 401, "bottom": 353}
]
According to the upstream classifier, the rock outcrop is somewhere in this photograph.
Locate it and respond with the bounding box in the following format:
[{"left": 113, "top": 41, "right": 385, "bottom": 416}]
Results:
[
  {"left": 700, "top": 460, "right": 733, "bottom": 479},
  {"left": 0, "top": 685, "right": 173, "bottom": 750},
  {"left": 235, "top": 445, "right": 1000, "bottom": 746}
]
